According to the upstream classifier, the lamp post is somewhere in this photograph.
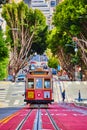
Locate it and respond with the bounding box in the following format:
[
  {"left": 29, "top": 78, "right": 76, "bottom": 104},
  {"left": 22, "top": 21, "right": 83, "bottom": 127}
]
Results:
[
  {"left": 72, "top": 37, "right": 78, "bottom": 81},
  {"left": 65, "top": 37, "right": 78, "bottom": 80}
]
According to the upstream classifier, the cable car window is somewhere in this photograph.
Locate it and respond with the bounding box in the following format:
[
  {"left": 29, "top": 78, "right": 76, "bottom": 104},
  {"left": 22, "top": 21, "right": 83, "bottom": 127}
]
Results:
[
  {"left": 44, "top": 79, "right": 51, "bottom": 88},
  {"left": 36, "top": 78, "right": 43, "bottom": 88},
  {"left": 44, "top": 91, "right": 50, "bottom": 98},
  {"left": 28, "top": 79, "right": 34, "bottom": 88}
]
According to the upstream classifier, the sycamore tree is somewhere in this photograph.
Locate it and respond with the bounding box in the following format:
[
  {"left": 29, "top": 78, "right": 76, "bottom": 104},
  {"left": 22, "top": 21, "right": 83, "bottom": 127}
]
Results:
[
  {"left": 2, "top": 1, "right": 46, "bottom": 76},
  {"left": 48, "top": 0, "right": 87, "bottom": 78}
]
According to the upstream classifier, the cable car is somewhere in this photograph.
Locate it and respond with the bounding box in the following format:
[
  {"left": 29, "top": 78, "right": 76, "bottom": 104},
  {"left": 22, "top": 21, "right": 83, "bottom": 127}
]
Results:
[{"left": 24, "top": 67, "right": 54, "bottom": 107}]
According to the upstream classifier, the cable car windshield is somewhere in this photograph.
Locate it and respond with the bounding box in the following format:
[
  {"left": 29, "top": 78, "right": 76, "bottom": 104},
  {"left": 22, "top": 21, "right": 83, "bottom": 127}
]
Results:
[{"left": 36, "top": 78, "right": 43, "bottom": 89}]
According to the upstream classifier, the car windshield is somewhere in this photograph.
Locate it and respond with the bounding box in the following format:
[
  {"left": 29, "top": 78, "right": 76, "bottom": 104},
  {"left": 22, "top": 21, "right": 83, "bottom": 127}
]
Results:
[{"left": 18, "top": 75, "right": 25, "bottom": 77}]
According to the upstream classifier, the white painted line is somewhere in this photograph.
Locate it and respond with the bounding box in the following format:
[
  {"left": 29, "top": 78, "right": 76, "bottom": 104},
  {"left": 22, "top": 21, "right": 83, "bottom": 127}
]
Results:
[{"left": 56, "top": 113, "right": 67, "bottom": 116}]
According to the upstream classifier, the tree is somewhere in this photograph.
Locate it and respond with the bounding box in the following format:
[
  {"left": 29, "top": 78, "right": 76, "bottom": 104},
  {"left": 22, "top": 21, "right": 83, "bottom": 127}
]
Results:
[
  {"left": 47, "top": 27, "right": 75, "bottom": 77},
  {"left": 45, "top": 48, "right": 59, "bottom": 69},
  {"left": 53, "top": 0, "right": 87, "bottom": 65},
  {"left": 0, "top": 58, "right": 8, "bottom": 80},
  {"left": 47, "top": 0, "right": 87, "bottom": 79},
  {"left": 31, "top": 26, "right": 48, "bottom": 54},
  {"left": 2, "top": 1, "right": 46, "bottom": 76},
  {"left": 48, "top": 56, "right": 58, "bottom": 69}
]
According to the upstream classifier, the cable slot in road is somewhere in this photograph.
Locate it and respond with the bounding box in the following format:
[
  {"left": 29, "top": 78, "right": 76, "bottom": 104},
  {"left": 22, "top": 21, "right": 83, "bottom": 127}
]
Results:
[{"left": 33, "top": 109, "right": 42, "bottom": 130}]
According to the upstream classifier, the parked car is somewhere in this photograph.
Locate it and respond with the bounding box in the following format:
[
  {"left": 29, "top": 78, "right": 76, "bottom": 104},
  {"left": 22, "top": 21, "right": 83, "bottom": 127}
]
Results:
[
  {"left": 58, "top": 75, "right": 70, "bottom": 81},
  {"left": 16, "top": 74, "right": 26, "bottom": 82}
]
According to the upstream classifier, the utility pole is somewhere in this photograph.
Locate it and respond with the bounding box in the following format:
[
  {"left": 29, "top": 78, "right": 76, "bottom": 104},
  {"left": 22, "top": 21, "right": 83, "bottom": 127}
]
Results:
[{"left": 72, "top": 37, "right": 78, "bottom": 81}]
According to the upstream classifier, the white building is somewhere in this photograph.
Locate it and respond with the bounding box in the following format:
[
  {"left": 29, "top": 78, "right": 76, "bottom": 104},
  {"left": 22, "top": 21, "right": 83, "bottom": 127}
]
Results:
[{"left": 24, "top": 0, "right": 57, "bottom": 30}]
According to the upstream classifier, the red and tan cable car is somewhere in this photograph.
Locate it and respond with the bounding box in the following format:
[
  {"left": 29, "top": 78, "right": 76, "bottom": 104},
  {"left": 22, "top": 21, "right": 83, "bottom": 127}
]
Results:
[{"left": 24, "top": 67, "right": 54, "bottom": 107}]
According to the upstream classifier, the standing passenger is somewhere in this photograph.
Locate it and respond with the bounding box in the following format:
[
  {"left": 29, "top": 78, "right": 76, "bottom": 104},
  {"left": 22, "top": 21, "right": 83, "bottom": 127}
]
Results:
[{"left": 62, "top": 89, "right": 65, "bottom": 102}]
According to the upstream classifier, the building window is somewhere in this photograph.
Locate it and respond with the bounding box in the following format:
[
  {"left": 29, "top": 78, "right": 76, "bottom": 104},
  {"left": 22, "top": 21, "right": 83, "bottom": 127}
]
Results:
[{"left": 50, "top": 1, "right": 56, "bottom": 7}]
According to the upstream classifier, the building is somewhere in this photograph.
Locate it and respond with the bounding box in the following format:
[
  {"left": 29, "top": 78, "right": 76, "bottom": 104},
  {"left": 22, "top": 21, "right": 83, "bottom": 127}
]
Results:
[
  {"left": 0, "top": 0, "right": 59, "bottom": 30},
  {"left": 24, "top": 0, "right": 57, "bottom": 30}
]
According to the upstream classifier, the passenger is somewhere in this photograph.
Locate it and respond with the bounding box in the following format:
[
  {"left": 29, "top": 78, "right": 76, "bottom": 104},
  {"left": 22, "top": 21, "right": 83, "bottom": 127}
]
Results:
[
  {"left": 31, "top": 84, "right": 34, "bottom": 88},
  {"left": 44, "top": 86, "right": 46, "bottom": 88},
  {"left": 62, "top": 89, "right": 65, "bottom": 102}
]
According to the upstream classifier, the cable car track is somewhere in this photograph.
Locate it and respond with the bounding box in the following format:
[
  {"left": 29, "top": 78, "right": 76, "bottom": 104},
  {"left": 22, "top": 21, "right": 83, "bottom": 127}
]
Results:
[
  {"left": 34, "top": 108, "right": 61, "bottom": 130},
  {"left": 15, "top": 108, "right": 42, "bottom": 130},
  {"left": 1, "top": 105, "right": 86, "bottom": 130},
  {"left": 16, "top": 109, "right": 33, "bottom": 130},
  {"left": 16, "top": 108, "right": 61, "bottom": 130},
  {"left": 46, "top": 109, "right": 60, "bottom": 130}
]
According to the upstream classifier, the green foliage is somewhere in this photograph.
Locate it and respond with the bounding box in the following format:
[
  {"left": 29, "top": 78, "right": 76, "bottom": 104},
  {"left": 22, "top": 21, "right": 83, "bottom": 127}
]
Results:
[
  {"left": 71, "top": 55, "right": 80, "bottom": 65},
  {"left": 47, "top": 0, "right": 87, "bottom": 69},
  {"left": 0, "top": 58, "right": 8, "bottom": 80},
  {"left": 30, "top": 9, "right": 47, "bottom": 54},
  {"left": 48, "top": 56, "right": 58, "bottom": 69},
  {"left": 0, "top": 30, "right": 8, "bottom": 80},
  {"left": 47, "top": 28, "right": 59, "bottom": 55},
  {"left": 34, "top": 9, "right": 46, "bottom": 26},
  {"left": 2, "top": 1, "right": 46, "bottom": 51},
  {"left": 45, "top": 48, "right": 52, "bottom": 59},
  {"left": 0, "top": 30, "right": 8, "bottom": 61},
  {"left": 53, "top": 0, "right": 87, "bottom": 36},
  {"left": 31, "top": 26, "right": 48, "bottom": 54},
  {"left": 2, "top": 2, "right": 32, "bottom": 48},
  {"left": 47, "top": 27, "right": 73, "bottom": 56}
]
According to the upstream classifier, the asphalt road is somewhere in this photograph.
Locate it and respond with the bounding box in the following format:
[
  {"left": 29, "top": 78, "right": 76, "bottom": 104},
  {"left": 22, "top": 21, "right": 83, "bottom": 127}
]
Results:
[
  {"left": 0, "top": 107, "right": 22, "bottom": 119},
  {"left": 0, "top": 103, "right": 87, "bottom": 130}
]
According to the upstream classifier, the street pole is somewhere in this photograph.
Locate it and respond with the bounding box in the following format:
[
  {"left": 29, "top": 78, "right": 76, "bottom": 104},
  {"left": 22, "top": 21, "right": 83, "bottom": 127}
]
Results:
[{"left": 72, "top": 37, "right": 78, "bottom": 81}]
